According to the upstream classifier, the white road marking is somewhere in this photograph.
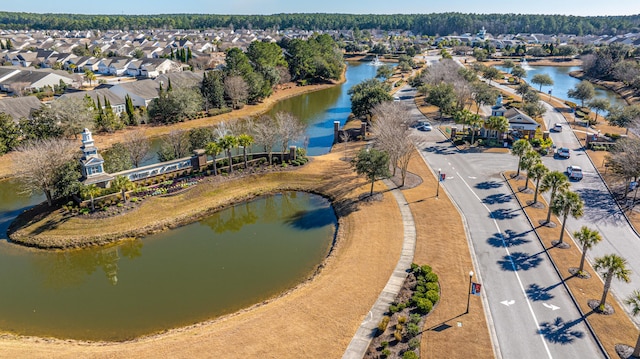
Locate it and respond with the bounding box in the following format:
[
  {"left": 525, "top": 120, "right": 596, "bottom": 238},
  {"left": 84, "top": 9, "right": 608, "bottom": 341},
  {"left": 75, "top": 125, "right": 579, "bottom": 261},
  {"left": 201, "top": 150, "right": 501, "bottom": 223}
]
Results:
[
  {"left": 456, "top": 171, "right": 554, "bottom": 359},
  {"left": 543, "top": 303, "right": 561, "bottom": 311},
  {"left": 501, "top": 300, "right": 516, "bottom": 306}
]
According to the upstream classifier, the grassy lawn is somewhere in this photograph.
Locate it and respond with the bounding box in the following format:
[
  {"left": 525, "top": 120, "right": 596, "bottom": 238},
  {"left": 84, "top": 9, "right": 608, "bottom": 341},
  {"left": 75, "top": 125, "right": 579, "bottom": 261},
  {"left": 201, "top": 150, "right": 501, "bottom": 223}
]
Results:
[{"left": 506, "top": 173, "right": 637, "bottom": 358}]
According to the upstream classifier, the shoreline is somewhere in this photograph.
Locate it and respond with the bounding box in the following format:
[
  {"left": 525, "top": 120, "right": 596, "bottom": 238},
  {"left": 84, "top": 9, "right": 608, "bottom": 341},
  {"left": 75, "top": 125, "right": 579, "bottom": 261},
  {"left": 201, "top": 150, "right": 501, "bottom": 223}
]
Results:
[
  {"left": 568, "top": 69, "right": 640, "bottom": 106},
  {"left": 0, "top": 66, "right": 349, "bottom": 180},
  {"left": 8, "top": 158, "right": 347, "bottom": 250}
]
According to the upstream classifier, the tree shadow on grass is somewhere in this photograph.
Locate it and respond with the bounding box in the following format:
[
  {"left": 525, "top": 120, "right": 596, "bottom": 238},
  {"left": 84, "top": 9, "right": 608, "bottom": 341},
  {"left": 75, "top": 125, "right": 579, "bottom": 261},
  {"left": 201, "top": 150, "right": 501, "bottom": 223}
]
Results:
[
  {"left": 538, "top": 316, "right": 585, "bottom": 344},
  {"left": 497, "top": 251, "right": 543, "bottom": 271}
]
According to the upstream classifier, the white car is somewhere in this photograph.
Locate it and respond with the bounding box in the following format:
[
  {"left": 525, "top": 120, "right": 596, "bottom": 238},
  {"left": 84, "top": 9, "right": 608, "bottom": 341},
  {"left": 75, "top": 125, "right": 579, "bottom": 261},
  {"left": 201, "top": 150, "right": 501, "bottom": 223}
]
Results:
[
  {"left": 566, "top": 165, "right": 583, "bottom": 181},
  {"left": 552, "top": 124, "right": 563, "bottom": 132},
  {"left": 417, "top": 123, "right": 433, "bottom": 131},
  {"left": 555, "top": 147, "right": 570, "bottom": 159}
]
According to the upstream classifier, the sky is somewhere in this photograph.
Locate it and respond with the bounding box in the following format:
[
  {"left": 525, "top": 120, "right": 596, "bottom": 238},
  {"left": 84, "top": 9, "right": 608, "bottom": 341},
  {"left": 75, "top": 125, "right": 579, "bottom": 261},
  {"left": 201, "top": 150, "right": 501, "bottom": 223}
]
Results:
[{"left": 2, "top": 0, "right": 640, "bottom": 17}]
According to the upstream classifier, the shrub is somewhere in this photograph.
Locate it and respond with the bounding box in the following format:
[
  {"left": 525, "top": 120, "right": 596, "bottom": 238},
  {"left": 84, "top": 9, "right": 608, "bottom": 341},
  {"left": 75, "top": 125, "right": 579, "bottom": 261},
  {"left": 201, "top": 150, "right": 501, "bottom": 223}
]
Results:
[
  {"left": 409, "top": 313, "right": 421, "bottom": 325},
  {"left": 394, "top": 329, "right": 403, "bottom": 342},
  {"left": 403, "top": 350, "right": 419, "bottom": 359},
  {"left": 408, "top": 337, "right": 421, "bottom": 350},
  {"left": 381, "top": 349, "right": 391, "bottom": 358},
  {"left": 381, "top": 341, "right": 389, "bottom": 349},
  {"left": 415, "top": 298, "right": 433, "bottom": 314},
  {"left": 425, "top": 282, "right": 439, "bottom": 292},
  {"left": 282, "top": 163, "right": 288, "bottom": 168},
  {"left": 538, "top": 147, "right": 549, "bottom": 156},
  {"left": 425, "top": 272, "right": 438, "bottom": 283},
  {"left": 407, "top": 323, "right": 421, "bottom": 338},
  {"left": 425, "top": 290, "right": 440, "bottom": 304},
  {"left": 378, "top": 316, "right": 390, "bottom": 332},
  {"left": 415, "top": 285, "right": 426, "bottom": 294},
  {"left": 397, "top": 302, "right": 407, "bottom": 311},
  {"left": 389, "top": 304, "right": 399, "bottom": 314}
]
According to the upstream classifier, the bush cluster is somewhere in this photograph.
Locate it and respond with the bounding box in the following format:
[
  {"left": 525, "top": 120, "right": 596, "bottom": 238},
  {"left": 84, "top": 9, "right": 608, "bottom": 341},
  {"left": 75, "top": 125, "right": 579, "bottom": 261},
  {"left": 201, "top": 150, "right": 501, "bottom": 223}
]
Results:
[{"left": 410, "top": 264, "right": 440, "bottom": 315}]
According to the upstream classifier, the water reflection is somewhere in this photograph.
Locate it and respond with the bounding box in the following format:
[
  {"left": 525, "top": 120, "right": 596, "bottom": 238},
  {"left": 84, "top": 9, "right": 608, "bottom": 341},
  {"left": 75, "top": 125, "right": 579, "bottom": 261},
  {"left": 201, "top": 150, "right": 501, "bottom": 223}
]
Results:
[
  {"left": 0, "top": 192, "right": 335, "bottom": 340},
  {"left": 32, "top": 240, "right": 143, "bottom": 288},
  {"left": 495, "top": 65, "right": 626, "bottom": 111}
]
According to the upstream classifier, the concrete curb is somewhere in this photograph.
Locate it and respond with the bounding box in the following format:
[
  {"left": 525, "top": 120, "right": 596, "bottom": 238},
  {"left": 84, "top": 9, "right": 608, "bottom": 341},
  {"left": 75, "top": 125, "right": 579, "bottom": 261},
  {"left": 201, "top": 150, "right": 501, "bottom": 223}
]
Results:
[
  {"left": 501, "top": 172, "right": 610, "bottom": 359},
  {"left": 341, "top": 180, "right": 417, "bottom": 359}
]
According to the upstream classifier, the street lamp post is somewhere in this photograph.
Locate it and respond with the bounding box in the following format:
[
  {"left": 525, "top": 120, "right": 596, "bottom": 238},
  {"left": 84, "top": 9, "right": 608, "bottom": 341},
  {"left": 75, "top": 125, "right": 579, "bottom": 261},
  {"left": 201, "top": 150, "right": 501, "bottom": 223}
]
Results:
[
  {"left": 465, "top": 271, "right": 474, "bottom": 314},
  {"left": 436, "top": 168, "right": 441, "bottom": 198}
]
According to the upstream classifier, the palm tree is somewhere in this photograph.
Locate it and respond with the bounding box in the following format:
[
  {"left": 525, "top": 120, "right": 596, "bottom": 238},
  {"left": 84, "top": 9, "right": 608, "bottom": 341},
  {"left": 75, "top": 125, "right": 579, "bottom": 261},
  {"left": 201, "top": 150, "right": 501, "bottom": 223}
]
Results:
[
  {"left": 539, "top": 171, "right": 570, "bottom": 224},
  {"left": 84, "top": 69, "right": 96, "bottom": 86},
  {"left": 520, "top": 150, "right": 541, "bottom": 191},
  {"left": 81, "top": 184, "right": 102, "bottom": 212},
  {"left": 237, "top": 133, "right": 254, "bottom": 169},
  {"left": 624, "top": 290, "right": 640, "bottom": 357},
  {"left": 205, "top": 141, "right": 221, "bottom": 176},
  {"left": 111, "top": 175, "right": 135, "bottom": 204},
  {"left": 573, "top": 226, "right": 602, "bottom": 274},
  {"left": 468, "top": 113, "right": 484, "bottom": 145},
  {"left": 218, "top": 134, "right": 238, "bottom": 173},
  {"left": 485, "top": 116, "right": 509, "bottom": 141},
  {"left": 550, "top": 191, "right": 584, "bottom": 247},
  {"left": 530, "top": 163, "right": 549, "bottom": 205},
  {"left": 593, "top": 254, "right": 631, "bottom": 312},
  {"left": 512, "top": 139, "right": 533, "bottom": 177}
]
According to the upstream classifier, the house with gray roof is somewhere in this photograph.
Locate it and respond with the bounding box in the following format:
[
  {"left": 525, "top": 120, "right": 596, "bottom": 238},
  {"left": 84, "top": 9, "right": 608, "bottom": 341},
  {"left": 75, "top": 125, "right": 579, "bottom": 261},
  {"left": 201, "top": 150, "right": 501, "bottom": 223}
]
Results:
[
  {"left": 0, "top": 69, "right": 74, "bottom": 93},
  {"left": 0, "top": 96, "right": 42, "bottom": 123},
  {"left": 59, "top": 88, "right": 126, "bottom": 115},
  {"left": 105, "top": 79, "right": 159, "bottom": 107}
]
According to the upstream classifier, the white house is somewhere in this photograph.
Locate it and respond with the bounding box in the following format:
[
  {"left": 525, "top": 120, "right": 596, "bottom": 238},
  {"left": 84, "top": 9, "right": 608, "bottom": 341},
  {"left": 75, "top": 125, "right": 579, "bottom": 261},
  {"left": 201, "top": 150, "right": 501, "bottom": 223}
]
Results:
[
  {"left": 139, "top": 58, "right": 181, "bottom": 78},
  {"left": 59, "top": 88, "right": 126, "bottom": 115},
  {"left": 106, "top": 79, "right": 159, "bottom": 107}
]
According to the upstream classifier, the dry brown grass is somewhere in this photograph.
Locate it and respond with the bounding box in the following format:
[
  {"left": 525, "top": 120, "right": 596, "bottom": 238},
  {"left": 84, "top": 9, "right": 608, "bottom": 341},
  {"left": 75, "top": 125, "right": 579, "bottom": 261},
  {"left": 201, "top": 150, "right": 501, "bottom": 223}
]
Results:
[
  {"left": 0, "top": 78, "right": 343, "bottom": 181},
  {"left": 0, "top": 144, "right": 496, "bottom": 359},
  {"left": 506, "top": 173, "right": 637, "bottom": 358},
  {"left": 403, "top": 154, "right": 494, "bottom": 359}
]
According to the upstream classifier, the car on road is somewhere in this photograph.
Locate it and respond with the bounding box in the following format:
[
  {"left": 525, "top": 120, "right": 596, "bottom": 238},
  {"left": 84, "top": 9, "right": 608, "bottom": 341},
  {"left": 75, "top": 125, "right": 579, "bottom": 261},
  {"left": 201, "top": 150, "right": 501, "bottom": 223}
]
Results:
[
  {"left": 566, "top": 165, "right": 583, "bottom": 181},
  {"left": 417, "top": 123, "right": 433, "bottom": 131},
  {"left": 555, "top": 147, "right": 570, "bottom": 158},
  {"left": 552, "top": 123, "right": 563, "bottom": 132}
]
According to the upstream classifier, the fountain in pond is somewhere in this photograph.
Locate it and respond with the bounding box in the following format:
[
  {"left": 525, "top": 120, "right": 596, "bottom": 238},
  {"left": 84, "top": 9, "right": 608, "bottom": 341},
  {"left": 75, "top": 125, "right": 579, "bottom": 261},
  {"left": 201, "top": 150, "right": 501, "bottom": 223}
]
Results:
[
  {"left": 521, "top": 58, "right": 533, "bottom": 70},
  {"left": 370, "top": 55, "right": 383, "bottom": 66}
]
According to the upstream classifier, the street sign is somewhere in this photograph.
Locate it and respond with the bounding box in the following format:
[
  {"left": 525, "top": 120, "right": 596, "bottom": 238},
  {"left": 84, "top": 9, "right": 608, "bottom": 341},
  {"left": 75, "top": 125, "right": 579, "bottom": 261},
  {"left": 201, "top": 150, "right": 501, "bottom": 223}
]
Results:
[
  {"left": 440, "top": 173, "right": 446, "bottom": 181},
  {"left": 471, "top": 282, "right": 481, "bottom": 296}
]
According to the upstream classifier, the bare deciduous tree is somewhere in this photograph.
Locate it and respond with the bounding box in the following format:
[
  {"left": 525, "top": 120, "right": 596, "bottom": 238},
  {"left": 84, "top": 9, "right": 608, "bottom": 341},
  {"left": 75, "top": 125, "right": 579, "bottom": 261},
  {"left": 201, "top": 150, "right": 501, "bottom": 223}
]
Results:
[
  {"left": 224, "top": 75, "right": 248, "bottom": 109},
  {"left": 421, "top": 59, "right": 473, "bottom": 111},
  {"left": 49, "top": 97, "right": 95, "bottom": 139},
  {"left": 371, "top": 101, "right": 415, "bottom": 186},
  {"left": 13, "top": 138, "right": 77, "bottom": 206},
  {"left": 157, "top": 130, "right": 191, "bottom": 162},
  {"left": 124, "top": 130, "right": 150, "bottom": 168},
  {"left": 275, "top": 111, "right": 305, "bottom": 162},
  {"left": 251, "top": 115, "right": 279, "bottom": 165},
  {"left": 607, "top": 137, "right": 640, "bottom": 202}
]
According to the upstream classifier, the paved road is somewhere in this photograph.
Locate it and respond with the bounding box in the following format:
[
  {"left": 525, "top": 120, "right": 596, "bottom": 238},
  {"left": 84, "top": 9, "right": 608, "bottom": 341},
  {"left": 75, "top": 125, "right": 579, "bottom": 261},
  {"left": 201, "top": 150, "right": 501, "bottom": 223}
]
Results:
[
  {"left": 399, "top": 87, "right": 604, "bottom": 358},
  {"left": 490, "top": 78, "right": 640, "bottom": 325}
]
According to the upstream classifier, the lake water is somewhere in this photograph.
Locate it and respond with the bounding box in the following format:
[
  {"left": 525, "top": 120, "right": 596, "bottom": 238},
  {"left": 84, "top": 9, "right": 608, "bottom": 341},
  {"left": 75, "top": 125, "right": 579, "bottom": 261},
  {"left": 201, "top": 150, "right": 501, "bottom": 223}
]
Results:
[
  {"left": 0, "top": 192, "right": 335, "bottom": 341},
  {"left": 0, "top": 61, "right": 375, "bottom": 340},
  {"left": 144, "top": 61, "right": 379, "bottom": 162},
  {"left": 495, "top": 65, "right": 627, "bottom": 110}
]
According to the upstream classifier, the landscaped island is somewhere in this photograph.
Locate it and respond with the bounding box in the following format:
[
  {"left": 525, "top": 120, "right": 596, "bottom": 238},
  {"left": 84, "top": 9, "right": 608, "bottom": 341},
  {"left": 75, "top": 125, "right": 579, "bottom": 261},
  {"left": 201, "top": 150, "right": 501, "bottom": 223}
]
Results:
[{"left": 8, "top": 149, "right": 358, "bottom": 249}]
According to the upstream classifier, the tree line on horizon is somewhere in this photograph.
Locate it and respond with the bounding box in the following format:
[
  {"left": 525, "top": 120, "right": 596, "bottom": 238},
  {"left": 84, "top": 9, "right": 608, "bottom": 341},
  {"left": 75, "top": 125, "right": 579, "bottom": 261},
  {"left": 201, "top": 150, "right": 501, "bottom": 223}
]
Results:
[{"left": 0, "top": 12, "right": 639, "bottom": 36}]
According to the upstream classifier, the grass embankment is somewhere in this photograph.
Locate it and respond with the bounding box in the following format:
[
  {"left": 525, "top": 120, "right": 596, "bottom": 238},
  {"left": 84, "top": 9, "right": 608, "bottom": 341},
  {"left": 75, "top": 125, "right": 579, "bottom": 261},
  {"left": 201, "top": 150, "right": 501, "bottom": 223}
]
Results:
[
  {"left": 0, "top": 143, "right": 408, "bottom": 358},
  {"left": 0, "top": 145, "right": 496, "bottom": 358},
  {"left": 0, "top": 74, "right": 346, "bottom": 181},
  {"left": 10, "top": 147, "right": 356, "bottom": 249},
  {"left": 402, "top": 154, "right": 494, "bottom": 358},
  {"left": 506, "top": 173, "right": 637, "bottom": 358}
]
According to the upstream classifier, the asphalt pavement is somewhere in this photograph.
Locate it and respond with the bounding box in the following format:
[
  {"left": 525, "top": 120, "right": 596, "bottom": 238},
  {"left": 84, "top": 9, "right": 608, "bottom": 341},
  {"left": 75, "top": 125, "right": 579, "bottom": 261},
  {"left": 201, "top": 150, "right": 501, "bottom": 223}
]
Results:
[{"left": 399, "top": 86, "right": 604, "bottom": 358}]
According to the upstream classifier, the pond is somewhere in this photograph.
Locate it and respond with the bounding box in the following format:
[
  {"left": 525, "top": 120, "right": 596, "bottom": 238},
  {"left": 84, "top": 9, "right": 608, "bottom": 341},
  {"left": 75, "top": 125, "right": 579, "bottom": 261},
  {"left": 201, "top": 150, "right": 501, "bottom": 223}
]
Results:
[
  {"left": 495, "top": 64, "right": 627, "bottom": 111},
  {"left": 0, "top": 61, "right": 372, "bottom": 340},
  {"left": 144, "top": 61, "right": 380, "bottom": 163},
  {"left": 0, "top": 192, "right": 336, "bottom": 341}
]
